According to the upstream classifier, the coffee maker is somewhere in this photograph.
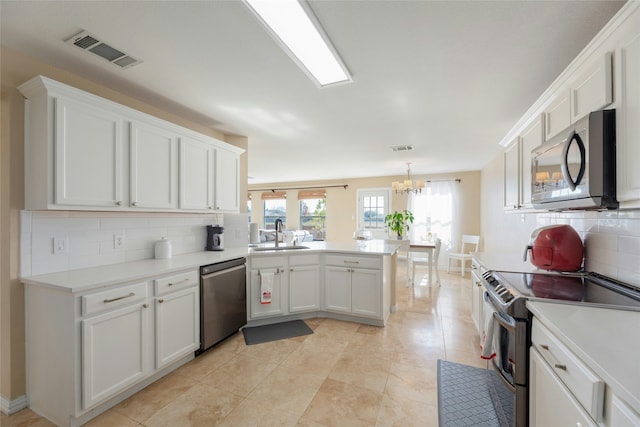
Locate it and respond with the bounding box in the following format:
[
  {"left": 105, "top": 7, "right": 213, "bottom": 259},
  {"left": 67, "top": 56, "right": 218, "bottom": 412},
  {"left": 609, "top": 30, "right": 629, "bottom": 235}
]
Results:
[{"left": 206, "top": 225, "right": 224, "bottom": 251}]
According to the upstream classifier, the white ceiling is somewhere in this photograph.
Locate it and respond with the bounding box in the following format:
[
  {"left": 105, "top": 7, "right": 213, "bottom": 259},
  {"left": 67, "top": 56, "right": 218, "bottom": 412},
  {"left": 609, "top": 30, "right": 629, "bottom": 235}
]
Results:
[{"left": 1, "top": 0, "right": 625, "bottom": 185}]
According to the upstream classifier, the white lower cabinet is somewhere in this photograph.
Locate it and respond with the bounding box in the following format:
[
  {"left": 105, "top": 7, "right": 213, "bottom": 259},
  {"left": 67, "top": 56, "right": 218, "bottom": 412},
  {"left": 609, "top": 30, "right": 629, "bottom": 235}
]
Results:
[
  {"left": 288, "top": 255, "right": 321, "bottom": 313},
  {"left": 25, "top": 268, "right": 199, "bottom": 427},
  {"left": 248, "top": 252, "right": 387, "bottom": 325},
  {"left": 82, "top": 301, "right": 151, "bottom": 409},
  {"left": 155, "top": 285, "right": 200, "bottom": 369},
  {"left": 249, "top": 255, "right": 288, "bottom": 319},
  {"left": 324, "top": 254, "right": 382, "bottom": 319},
  {"left": 530, "top": 348, "right": 598, "bottom": 427},
  {"left": 470, "top": 267, "right": 483, "bottom": 335}
]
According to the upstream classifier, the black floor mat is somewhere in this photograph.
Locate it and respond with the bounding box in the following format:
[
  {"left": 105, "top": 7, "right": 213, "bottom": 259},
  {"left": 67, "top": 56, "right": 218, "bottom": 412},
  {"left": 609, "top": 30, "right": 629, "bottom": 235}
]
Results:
[
  {"left": 437, "top": 359, "right": 514, "bottom": 427},
  {"left": 242, "top": 320, "right": 313, "bottom": 345}
]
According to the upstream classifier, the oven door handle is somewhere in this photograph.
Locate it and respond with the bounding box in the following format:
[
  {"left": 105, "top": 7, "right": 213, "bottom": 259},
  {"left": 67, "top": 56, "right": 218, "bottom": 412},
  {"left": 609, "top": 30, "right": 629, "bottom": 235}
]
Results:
[
  {"left": 491, "top": 358, "right": 517, "bottom": 393},
  {"left": 492, "top": 310, "right": 516, "bottom": 332}
]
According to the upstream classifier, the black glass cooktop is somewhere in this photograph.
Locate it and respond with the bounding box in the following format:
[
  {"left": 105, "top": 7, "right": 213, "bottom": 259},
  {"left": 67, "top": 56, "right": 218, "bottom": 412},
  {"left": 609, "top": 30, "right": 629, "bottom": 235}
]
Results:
[{"left": 491, "top": 271, "right": 640, "bottom": 309}]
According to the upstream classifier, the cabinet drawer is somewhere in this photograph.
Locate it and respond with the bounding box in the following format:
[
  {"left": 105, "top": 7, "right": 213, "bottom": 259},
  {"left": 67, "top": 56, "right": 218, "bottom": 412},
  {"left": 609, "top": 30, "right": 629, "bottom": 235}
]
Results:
[
  {"left": 155, "top": 270, "right": 198, "bottom": 295},
  {"left": 250, "top": 256, "right": 286, "bottom": 270},
  {"left": 531, "top": 319, "right": 604, "bottom": 421},
  {"left": 82, "top": 282, "right": 148, "bottom": 315},
  {"left": 325, "top": 254, "right": 380, "bottom": 270},
  {"left": 289, "top": 254, "right": 320, "bottom": 266}
]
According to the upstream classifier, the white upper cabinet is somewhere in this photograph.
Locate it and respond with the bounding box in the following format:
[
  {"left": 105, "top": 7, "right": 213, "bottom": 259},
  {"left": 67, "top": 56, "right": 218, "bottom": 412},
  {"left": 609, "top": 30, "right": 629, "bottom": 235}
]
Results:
[
  {"left": 616, "top": 21, "right": 640, "bottom": 205},
  {"left": 503, "top": 138, "right": 520, "bottom": 210},
  {"left": 215, "top": 147, "right": 240, "bottom": 212},
  {"left": 179, "top": 136, "right": 214, "bottom": 211},
  {"left": 570, "top": 52, "right": 613, "bottom": 123},
  {"left": 18, "top": 76, "right": 244, "bottom": 212},
  {"left": 544, "top": 90, "right": 571, "bottom": 141},
  {"left": 54, "top": 97, "right": 125, "bottom": 208},
  {"left": 520, "top": 115, "right": 544, "bottom": 208},
  {"left": 130, "top": 121, "right": 178, "bottom": 209}
]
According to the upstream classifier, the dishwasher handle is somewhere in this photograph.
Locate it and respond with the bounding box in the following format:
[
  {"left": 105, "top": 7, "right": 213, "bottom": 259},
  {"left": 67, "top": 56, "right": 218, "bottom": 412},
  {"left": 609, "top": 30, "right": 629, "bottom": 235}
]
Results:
[{"left": 201, "top": 264, "right": 245, "bottom": 280}]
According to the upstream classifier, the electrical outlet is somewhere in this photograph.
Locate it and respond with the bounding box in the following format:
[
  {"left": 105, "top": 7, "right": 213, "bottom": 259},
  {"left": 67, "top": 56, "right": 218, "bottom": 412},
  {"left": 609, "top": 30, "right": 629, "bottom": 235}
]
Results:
[
  {"left": 53, "top": 237, "right": 68, "bottom": 254},
  {"left": 114, "top": 234, "right": 125, "bottom": 249}
]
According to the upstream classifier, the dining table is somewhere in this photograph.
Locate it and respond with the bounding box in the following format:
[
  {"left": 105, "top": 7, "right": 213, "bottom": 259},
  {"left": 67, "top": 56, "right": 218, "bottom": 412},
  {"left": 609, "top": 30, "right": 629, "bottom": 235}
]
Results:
[{"left": 409, "top": 240, "right": 436, "bottom": 286}]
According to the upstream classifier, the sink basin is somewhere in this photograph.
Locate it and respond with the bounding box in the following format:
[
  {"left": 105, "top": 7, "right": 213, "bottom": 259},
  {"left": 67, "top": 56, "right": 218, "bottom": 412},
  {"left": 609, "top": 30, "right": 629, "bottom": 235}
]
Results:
[{"left": 251, "top": 245, "right": 310, "bottom": 252}]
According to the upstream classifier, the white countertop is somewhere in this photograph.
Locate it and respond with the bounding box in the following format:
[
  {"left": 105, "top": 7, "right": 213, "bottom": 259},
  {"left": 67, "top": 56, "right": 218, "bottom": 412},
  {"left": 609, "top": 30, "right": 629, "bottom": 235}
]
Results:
[
  {"left": 472, "top": 251, "right": 546, "bottom": 273},
  {"left": 22, "top": 240, "right": 399, "bottom": 293},
  {"left": 527, "top": 301, "right": 640, "bottom": 412}
]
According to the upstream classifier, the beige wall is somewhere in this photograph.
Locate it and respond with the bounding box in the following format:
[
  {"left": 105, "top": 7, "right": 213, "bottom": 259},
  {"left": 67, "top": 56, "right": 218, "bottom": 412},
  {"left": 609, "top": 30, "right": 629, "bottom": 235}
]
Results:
[
  {"left": 249, "top": 170, "right": 482, "bottom": 244},
  {"left": 0, "top": 46, "right": 248, "bottom": 402}
]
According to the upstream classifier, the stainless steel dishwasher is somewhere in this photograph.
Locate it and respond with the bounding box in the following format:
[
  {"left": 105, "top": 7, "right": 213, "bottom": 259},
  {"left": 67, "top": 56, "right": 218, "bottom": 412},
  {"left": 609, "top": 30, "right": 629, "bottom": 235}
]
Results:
[{"left": 199, "top": 257, "right": 247, "bottom": 353}]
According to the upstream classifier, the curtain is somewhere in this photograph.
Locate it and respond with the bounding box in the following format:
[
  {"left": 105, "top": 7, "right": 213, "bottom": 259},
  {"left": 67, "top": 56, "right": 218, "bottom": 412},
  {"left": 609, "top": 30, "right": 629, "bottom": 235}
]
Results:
[{"left": 408, "top": 181, "right": 460, "bottom": 258}]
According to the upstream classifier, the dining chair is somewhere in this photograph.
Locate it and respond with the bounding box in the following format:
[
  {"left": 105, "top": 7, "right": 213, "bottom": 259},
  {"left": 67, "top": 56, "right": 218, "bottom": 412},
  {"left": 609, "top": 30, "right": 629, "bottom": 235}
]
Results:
[
  {"left": 447, "top": 234, "right": 480, "bottom": 277},
  {"left": 409, "top": 238, "right": 441, "bottom": 286}
]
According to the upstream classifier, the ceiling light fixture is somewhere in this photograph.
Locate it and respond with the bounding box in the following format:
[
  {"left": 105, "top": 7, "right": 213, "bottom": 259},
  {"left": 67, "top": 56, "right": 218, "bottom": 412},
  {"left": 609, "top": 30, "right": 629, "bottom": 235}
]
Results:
[
  {"left": 243, "top": 0, "right": 352, "bottom": 87},
  {"left": 392, "top": 163, "right": 424, "bottom": 195}
]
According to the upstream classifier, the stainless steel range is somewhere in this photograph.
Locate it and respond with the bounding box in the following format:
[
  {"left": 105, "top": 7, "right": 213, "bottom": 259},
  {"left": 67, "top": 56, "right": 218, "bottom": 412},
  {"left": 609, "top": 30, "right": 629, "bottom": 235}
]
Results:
[{"left": 480, "top": 270, "right": 640, "bottom": 427}]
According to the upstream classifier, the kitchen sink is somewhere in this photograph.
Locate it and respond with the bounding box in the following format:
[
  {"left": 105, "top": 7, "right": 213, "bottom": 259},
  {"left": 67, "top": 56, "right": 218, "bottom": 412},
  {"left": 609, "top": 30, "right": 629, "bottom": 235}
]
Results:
[{"left": 251, "top": 245, "right": 310, "bottom": 252}]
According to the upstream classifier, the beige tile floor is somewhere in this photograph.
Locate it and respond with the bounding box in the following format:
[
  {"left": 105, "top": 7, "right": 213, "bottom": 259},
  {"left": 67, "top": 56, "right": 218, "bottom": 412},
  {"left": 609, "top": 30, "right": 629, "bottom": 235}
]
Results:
[{"left": 2, "top": 261, "right": 484, "bottom": 427}]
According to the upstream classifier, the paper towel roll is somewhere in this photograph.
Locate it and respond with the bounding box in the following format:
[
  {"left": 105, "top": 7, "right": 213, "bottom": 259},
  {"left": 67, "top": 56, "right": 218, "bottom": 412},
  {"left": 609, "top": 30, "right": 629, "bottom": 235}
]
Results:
[{"left": 249, "top": 223, "right": 260, "bottom": 244}]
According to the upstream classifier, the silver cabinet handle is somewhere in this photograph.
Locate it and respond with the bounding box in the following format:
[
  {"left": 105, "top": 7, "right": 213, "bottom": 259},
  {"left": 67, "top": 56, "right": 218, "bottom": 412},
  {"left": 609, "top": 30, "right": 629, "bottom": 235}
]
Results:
[
  {"left": 168, "top": 278, "right": 190, "bottom": 287},
  {"left": 158, "top": 299, "right": 164, "bottom": 303},
  {"left": 104, "top": 292, "right": 135, "bottom": 303},
  {"left": 344, "top": 260, "right": 359, "bottom": 264},
  {"left": 116, "top": 201, "right": 122, "bottom": 206},
  {"left": 541, "top": 344, "right": 550, "bottom": 350},
  {"left": 208, "top": 206, "right": 213, "bottom": 210},
  {"left": 132, "top": 202, "right": 138, "bottom": 207},
  {"left": 143, "top": 303, "right": 149, "bottom": 308},
  {"left": 554, "top": 363, "right": 567, "bottom": 371}
]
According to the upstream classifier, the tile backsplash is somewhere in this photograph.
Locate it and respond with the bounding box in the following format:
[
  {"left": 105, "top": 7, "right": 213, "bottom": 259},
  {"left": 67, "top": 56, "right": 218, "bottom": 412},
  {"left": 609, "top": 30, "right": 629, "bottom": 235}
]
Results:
[
  {"left": 21, "top": 211, "right": 248, "bottom": 277},
  {"left": 535, "top": 209, "right": 640, "bottom": 286}
]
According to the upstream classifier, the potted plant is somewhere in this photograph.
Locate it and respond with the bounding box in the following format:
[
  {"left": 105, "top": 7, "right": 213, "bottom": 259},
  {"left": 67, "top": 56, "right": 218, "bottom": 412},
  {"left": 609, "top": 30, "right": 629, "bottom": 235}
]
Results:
[{"left": 384, "top": 210, "right": 414, "bottom": 239}]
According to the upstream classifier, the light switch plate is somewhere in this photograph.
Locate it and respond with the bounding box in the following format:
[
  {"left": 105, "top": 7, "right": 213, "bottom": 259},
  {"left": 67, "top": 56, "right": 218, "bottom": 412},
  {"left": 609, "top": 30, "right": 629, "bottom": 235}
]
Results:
[{"left": 53, "top": 237, "right": 68, "bottom": 254}]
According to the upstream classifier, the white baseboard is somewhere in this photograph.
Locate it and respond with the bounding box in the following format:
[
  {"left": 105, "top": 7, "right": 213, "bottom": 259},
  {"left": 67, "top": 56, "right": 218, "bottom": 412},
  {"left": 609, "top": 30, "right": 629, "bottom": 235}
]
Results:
[{"left": 0, "top": 394, "right": 28, "bottom": 415}]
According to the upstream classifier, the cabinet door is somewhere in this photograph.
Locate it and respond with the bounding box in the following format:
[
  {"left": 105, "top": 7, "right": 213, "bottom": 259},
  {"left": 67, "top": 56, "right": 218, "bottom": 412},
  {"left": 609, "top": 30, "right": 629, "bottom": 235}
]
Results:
[
  {"left": 82, "top": 302, "right": 150, "bottom": 409},
  {"left": 617, "top": 32, "right": 640, "bottom": 203},
  {"left": 130, "top": 121, "right": 178, "bottom": 209},
  {"left": 503, "top": 140, "right": 520, "bottom": 210},
  {"left": 544, "top": 90, "right": 571, "bottom": 140},
  {"left": 289, "top": 265, "right": 320, "bottom": 313},
  {"left": 324, "top": 266, "right": 351, "bottom": 313},
  {"left": 250, "top": 267, "right": 287, "bottom": 318},
  {"left": 530, "top": 348, "right": 597, "bottom": 427},
  {"left": 215, "top": 147, "right": 240, "bottom": 212},
  {"left": 179, "top": 136, "right": 214, "bottom": 210},
  {"left": 520, "top": 115, "right": 544, "bottom": 208},
  {"left": 571, "top": 52, "right": 613, "bottom": 122},
  {"left": 155, "top": 286, "right": 200, "bottom": 369},
  {"left": 471, "top": 270, "right": 483, "bottom": 335},
  {"left": 351, "top": 268, "right": 381, "bottom": 318},
  {"left": 54, "top": 97, "right": 124, "bottom": 208}
]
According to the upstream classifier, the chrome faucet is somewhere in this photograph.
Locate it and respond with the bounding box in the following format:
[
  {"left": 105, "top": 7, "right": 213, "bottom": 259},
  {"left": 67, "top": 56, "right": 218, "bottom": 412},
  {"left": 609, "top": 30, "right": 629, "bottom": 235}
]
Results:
[{"left": 274, "top": 219, "right": 283, "bottom": 248}]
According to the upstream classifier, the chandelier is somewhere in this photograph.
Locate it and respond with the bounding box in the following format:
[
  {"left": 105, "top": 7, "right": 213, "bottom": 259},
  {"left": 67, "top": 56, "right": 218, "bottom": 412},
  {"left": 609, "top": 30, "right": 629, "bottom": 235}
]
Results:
[{"left": 392, "top": 162, "right": 424, "bottom": 194}]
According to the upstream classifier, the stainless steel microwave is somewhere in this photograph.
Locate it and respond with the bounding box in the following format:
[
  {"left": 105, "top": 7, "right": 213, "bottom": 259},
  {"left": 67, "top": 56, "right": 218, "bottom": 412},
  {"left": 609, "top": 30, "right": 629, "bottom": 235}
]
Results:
[{"left": 531, "top": 109, "right": 617, "bottom": 210}]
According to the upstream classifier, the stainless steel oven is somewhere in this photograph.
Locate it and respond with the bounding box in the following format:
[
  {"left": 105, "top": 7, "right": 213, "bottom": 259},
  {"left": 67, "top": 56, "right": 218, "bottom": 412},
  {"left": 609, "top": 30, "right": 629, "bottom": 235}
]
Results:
[{"left": 481, "top": 270, "right": 640, "bottom": 426}]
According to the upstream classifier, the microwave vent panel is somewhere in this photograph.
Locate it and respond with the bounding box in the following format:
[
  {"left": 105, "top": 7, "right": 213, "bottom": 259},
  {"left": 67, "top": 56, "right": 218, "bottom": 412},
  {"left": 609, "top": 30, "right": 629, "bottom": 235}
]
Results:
[{"left": 65, "top": 30, "right": 142, "bottom": 69}]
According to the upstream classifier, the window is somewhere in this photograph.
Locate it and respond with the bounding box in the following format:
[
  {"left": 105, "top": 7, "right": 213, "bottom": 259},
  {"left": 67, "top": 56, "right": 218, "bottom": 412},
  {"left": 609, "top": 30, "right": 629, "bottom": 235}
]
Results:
[
  {"left": 357, "top": 189, "right": 390, "bottom": 239},
  {"left": 408, "top": 181, "right": 458, "bottom": 250},
  {"left": 263, "top": 198, "right": 286, "bottom": 230},
  {"left": 247, "top": 197, "right": 252, "bottom": 223},
  {"left": 300, "top": 198, "right": 326, "bottom": 241}
]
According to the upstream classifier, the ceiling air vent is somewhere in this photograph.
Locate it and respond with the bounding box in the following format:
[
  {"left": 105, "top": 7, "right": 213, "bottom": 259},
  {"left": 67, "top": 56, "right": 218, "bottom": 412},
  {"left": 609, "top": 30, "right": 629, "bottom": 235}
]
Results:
[
  {"left": 390, "top": 145, "right": 414, "bottom": 152},
  {"left": 65, "top": 30, "right": 142, "bottom": 69}
]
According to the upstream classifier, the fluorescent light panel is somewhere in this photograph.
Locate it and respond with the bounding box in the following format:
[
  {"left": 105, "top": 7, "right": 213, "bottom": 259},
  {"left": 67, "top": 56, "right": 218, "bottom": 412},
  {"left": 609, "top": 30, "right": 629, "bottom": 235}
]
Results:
[{"left": 245, "top": 0, "right": 351, "bottom": 87}]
